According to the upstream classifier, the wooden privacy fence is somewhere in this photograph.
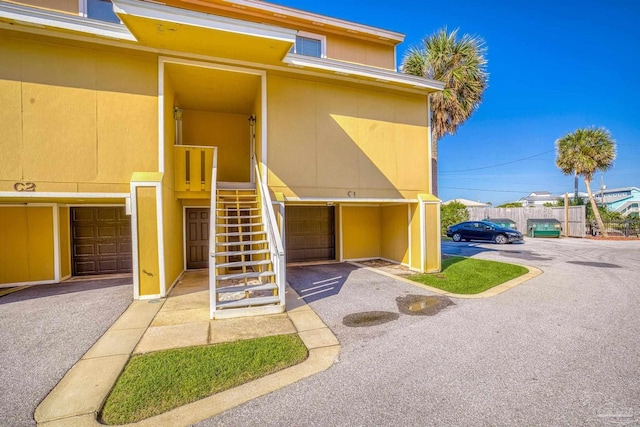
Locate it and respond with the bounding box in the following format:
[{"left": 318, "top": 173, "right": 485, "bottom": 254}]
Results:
[{"left": 467, "top": 206, "right": 586, "bottom": 238}]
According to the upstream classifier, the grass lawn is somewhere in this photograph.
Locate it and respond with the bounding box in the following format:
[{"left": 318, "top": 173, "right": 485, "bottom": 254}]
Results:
[
  {"left": 100, "top": 334, "right": 307, "bottom": 425},
  {"left": 408, "top": 256, "right": 528, "bottom": 294}
]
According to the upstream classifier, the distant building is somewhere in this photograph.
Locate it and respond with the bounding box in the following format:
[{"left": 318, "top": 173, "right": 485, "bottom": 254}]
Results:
[
  {"left": 595, "top": 187, "right": 640, "bottom": 217},
  {"left": 443, "top": 199, "right": 490, "bottom": 207},
  {"left": 518, "top": 191, "right": 561, "bottom": 207}
]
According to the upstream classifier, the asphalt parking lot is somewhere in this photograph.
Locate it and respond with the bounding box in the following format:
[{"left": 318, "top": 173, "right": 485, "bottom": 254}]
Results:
[
  {"left": 200, "top": 238, "right": 640, "bottom": 426},
  {"left": 0, "top": 278, "right": 132, "bottom": 427}
]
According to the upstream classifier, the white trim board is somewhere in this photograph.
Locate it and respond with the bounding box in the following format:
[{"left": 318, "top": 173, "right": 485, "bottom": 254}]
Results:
[
  {"left": 0, "top": 192, "right": 129, "bottom": 200},
  {"left": 0, "top": 1, "right": 134, "bottom": 41}
]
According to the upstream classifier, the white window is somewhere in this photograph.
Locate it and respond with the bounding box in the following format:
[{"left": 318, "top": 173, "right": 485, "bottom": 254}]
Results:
[
  {"left": 291, "top": 32, "right": 326, "bottom": 58},
  {"left": 79, "top": 0, "right": 120, "bottom": 24}
]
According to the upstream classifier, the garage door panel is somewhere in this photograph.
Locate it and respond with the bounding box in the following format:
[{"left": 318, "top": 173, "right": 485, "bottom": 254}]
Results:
[
  {"left": 71, "top": 207, "right": 131, "bottom": 276},
  {"left": 96, "top": 209, "right": 117, "bottom": 221},
  {"left": 74, "top": 261, "right": 96, "bottom": 275},
  {"left": 286, "top": 206, "right": 335, "bottom": 263},
  {"left": 120, "top": 242, "right": 132, "bottom": 254},
  {"left": 97, "top": 258, "right": 118, "bottom": 272},
  {"left": 120, "top": 225, "right": 132, "bottom": 237},
  {"left": 73, "top": 226, "right": 95, "bottom": 239},
  {"left": 97, "top": 226, "right": 117, "bottom": 238},
  {"left": 72, "top": 209, "right": 94, "bottom": 222},
  {"left": 97, "top": 242, "right": 117, "bottom": 255},
  {"left": 73, "top": 244, "right": 95, "bottom": 256}
]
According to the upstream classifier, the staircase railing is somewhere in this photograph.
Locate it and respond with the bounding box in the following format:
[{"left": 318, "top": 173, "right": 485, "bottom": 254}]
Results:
[
  {"left": 254, "top": 161, "right": 286, "bottom": 309},
  {"left": 209, "top": 147, "right": 219, "bottom": 319}
]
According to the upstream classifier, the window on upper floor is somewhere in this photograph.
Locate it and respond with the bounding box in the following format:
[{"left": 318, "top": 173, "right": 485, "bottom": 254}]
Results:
[
  {"left": 80, "top": 0, "right": 120, "bottom": 24},
  {"left": 291, "top": 32, "right": 326, "bottom": 58}
]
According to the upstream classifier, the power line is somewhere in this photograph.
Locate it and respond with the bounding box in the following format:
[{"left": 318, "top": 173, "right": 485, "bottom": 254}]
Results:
[
  {"left": 440, "top": 186, "right": 531, "bottom": 194},
  {"left": 440, "top": 149, "right": 555, "bottom": 173}
]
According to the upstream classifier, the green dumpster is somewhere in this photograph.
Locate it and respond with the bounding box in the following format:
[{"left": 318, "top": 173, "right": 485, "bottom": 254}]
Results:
[
  {"left": 484, "top": 218, "right": 517, "bottom": 230},
  {"left": 527, "top": 218, "right": 561, "bottom": 238}
]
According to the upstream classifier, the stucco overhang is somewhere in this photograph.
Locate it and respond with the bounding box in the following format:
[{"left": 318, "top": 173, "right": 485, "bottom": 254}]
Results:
[
  {"left": 112, "top": 0, "right": 296, "bottom": 63},
  {"left": 283, "top": 54, "right": 445, "bottom": 94}
]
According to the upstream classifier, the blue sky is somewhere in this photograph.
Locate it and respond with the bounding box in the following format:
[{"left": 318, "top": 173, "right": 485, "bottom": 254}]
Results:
[{"left": 274, "top": 0, "right": 640, "bottom": 205}]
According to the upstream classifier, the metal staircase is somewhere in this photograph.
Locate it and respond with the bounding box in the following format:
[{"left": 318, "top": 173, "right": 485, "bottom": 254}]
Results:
[{"left": 210, "top": 184, "right": 285, "bottom": 319}]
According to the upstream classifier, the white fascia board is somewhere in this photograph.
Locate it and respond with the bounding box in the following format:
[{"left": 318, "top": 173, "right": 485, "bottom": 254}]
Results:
[
  {"left": 112, "top": 0, "right": 297, "bottom": 43},
  {"left": 224, "top": 0, "right": 405, "bottom": 43},
  {"left": 0, "top": 191, "right": 129, "bottom": 199},
  {"left": 283, "top": 54, "right": 445, "bottom": 92},
  {"left": 0, "top": 2, "right": 135, "bottom": 41},
  {"left": 284, "top": 197, "right": 419, "bottom": 204}
]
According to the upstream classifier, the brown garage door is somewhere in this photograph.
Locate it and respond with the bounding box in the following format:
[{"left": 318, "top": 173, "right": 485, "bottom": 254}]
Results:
[
  {"left": 71, "top": 207, "right": 132, "bottom": 276},
  {"left": 286, "top": 206, "right": 335, "bottom": 263}
]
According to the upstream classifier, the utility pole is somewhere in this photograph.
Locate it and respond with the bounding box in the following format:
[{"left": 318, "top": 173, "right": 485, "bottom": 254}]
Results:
[{"left": 599, "top": 175, "right": 606, "bottom": 207}]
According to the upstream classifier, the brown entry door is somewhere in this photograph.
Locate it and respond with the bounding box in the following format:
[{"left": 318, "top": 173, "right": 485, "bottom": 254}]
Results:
[
  {"left": 286, "top": 206, "right": 335, "bottom": 263},
  {"left": 186, "top": 208, "right": 210, "bottom": 269},
  {"left": 71, "top": 207, "right": 132, "bottom": 276}
]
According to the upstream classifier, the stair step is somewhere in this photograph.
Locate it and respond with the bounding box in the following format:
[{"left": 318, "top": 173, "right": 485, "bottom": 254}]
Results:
[
  {"left": 216, "top": 249, "right": 270, "bottom": 257},
  {"left": 217, "top": 271, "right": 275, "bottom": 281},
  {"left": 217, "top": 230, "right": 266, "bottom": 237},
  {"left": 215, "top": 239, "right": 268, "bottom": 247},
  {"left": 216, "top": 207, "right": 260, "bottom": 212},
  {"left": 217, "top": 214, "right": 262, "bottom": 220},
  {"left": 216, "top": 282, "right": 277, "bottom": 294},
  {"left": 217, "top": 181, "right": 256, "bottom": 190},
  {"left": 216, "top": 194, "right": 257, "bottom": 198},
  {"left": 217, "top": 259, "right": 272, "bottom": 269},
  {"left": 217, "top": 200, "right": 257, "bottom": 204},
  {"left": 216, "top": 222, "right": 263, "bottom": 228},
  {"left": 216, "top": 295, "right": 281, "bottom": 310}
]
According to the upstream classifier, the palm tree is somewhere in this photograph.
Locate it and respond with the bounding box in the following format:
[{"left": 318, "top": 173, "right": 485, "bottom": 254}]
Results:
[
  {"left": 555, "top": 127, "right": 616, "bottom": 237},
  {"left": 402, "top": 28, "right": 488, "bottom": 197}
]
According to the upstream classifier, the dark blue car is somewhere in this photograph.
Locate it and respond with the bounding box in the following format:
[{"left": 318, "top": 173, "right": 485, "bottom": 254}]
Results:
[{"left": 446, "top": 221, "right": 523, "bottom": 244}]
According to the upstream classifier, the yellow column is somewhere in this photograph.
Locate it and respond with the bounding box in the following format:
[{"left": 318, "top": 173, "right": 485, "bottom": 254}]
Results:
[
  {"left": 419, "top": 194, "right": 442, "bottom": 273},
  {"left": 131, "top": 172, "right": 164, "bottom": 298}
]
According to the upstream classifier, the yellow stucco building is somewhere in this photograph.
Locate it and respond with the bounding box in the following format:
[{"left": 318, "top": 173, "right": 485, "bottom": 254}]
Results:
[{"left": 0, "top": 0, "right": 443, "bottom": 318}]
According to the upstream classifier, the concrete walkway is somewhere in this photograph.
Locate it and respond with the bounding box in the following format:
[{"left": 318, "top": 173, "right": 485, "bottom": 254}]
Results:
[{"left": 34, "top": 271, "right": 339, "bottom": 427}]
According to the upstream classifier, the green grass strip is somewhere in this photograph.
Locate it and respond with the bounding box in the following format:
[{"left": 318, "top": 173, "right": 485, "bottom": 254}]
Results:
[
  {"left": 408, "top": 256, "right": 528, "bottom": 294},
  {"left": 100, "top": 334, "right": 308, "bottom": 424}
]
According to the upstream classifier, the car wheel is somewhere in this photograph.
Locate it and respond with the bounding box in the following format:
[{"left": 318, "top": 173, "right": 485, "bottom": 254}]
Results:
[
  {"left": 494, "top": 234, "right": 508, "bottom": 244},
  {"left": 452, "top": 232, "right": 462, "bottom": 242}
]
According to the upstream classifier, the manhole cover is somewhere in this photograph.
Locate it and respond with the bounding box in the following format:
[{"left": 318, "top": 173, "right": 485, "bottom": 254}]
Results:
[
  {"left": 396, "top": 295, "right": 454, "bottom": 316},
  {"left": 342, "top": 311, "right": 399, "bottom": 327}
]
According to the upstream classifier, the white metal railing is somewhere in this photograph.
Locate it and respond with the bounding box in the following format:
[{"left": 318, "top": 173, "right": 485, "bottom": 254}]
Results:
[
  {"left": 254, "top": 161, "right": 286, "bottom": 308},
  {"left": 208, "top": 147, "right": 219, "bottom": 319}
]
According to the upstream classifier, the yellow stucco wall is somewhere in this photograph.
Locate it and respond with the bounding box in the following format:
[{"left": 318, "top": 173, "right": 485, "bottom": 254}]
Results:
[
  {"left": 0, "top": 35, "right": 158, "bottom": 192},
  {"left": 341, "top": 206, "right": 381, "bottom": 260},
  {"left": 381, "top": 205, "right": 409, "bottom": 264},
  {"left": 58, "top": 206, "right": 71, "bottom": 278},
  {"left": 162, "top": 185, "right": 184, "bottom": 289},
  {"left": 136, "top": 187, "right": 161, "bottom": 296},
  {"left": 267, "top": 75, "right": 429, "bottom": 199},
  {"left": 0, "top": 206, "right": 54, "bottom": 284},
  {"left": 326, "top": 34, "right": 396, "bottom": 70},
  {"left": 182, "top": 110, "right": 250, "bottom": 182}
]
